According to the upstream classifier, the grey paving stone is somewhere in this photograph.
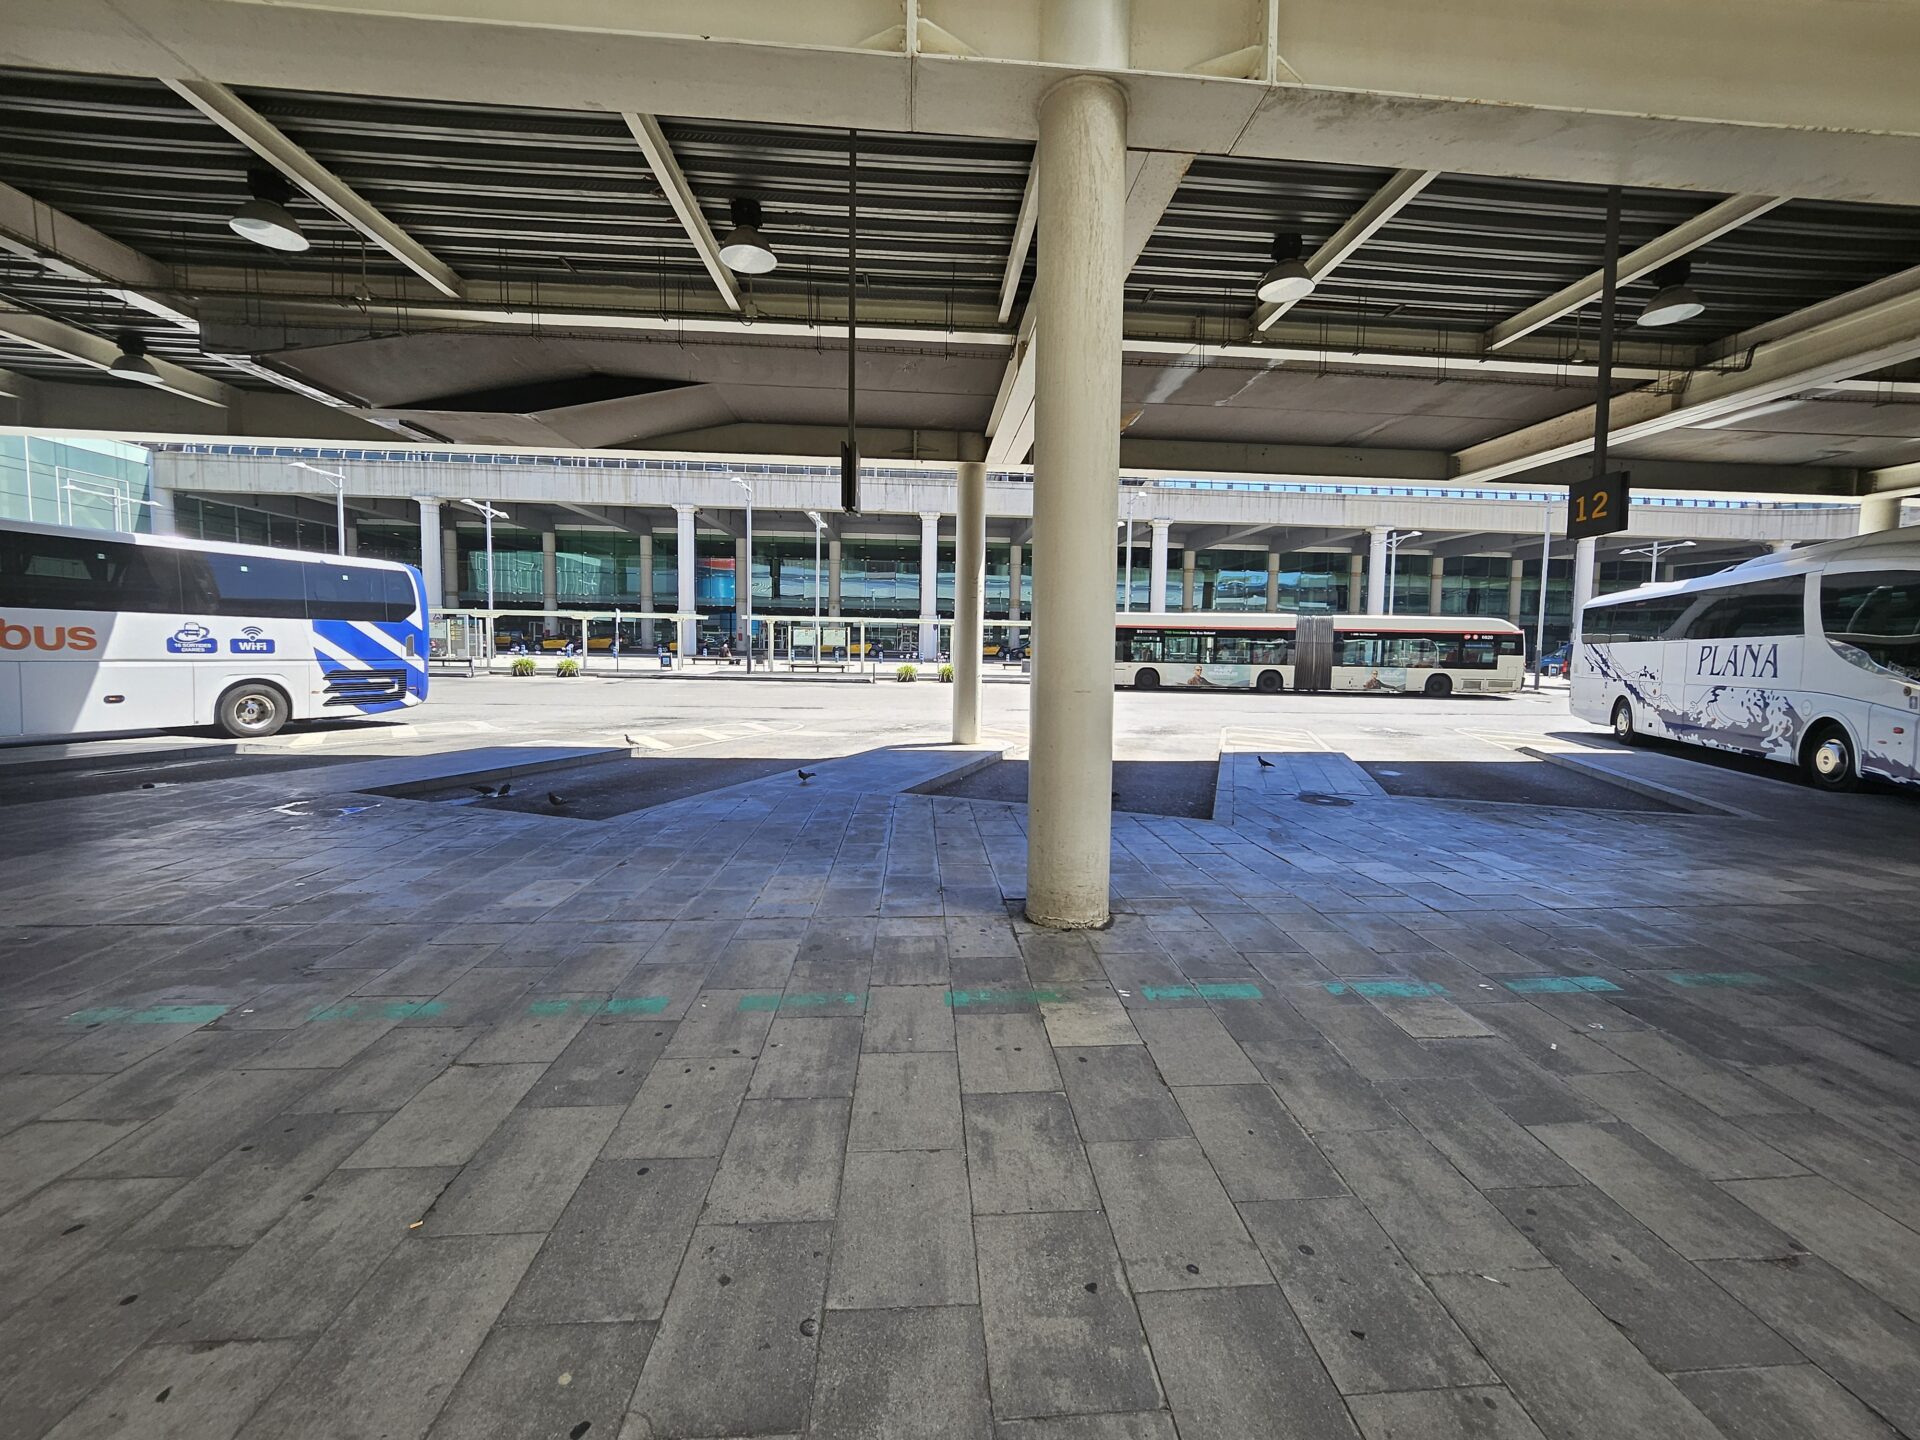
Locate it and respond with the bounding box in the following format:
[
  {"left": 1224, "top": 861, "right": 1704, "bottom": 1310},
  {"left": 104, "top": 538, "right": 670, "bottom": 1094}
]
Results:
[
  {"left": 1738, "top": 1111, "right": 1920, "bottom": 1230},
  {"left": 1488, "top": 1183, "right": 1802, "bottom": 1371},
  {"left": 600, "top": 1055, "right": 755, "bottom": 1158},
  {"left": 830, "top": 1147, "right": 977, "bottom": 1308},
  {"left": 810, "top": 1305, "right": 989, "bottom": 1439},
  {"left": 1130, "top": 1007, "right": 1262, "bottom": 1085},
  {"left": 995, "top": 1418, "right": 1176, "bottom": 1440},
  {"left": 707, "top": 935, "right": 801, "bottom": 989},
  {"left": 1344, "top": 1387, "right": 1548, "bottom": 1440},
  {"left": 39, "top": 1338, "right": 306, "bottom": 1440},
  {"left": 626, "top": 1220, "right": 832, "bottom": 1438},
  {"left": 1297, "top": 1004, "right": 1449, "bottom": 1078},
  {"left": 0, "top": 1118, "right": 143, "bottom": 1212},
  {"left": 342, "top": 1062, "right": 544, "bottom": 1169},
  {"left": 750, "top": 1015, "right": 862, "bottom": 1098},
  {"left": 1085, "top": 1138, "right": 1268, "bottom": 1292},
  {"left": 1385, "top": 1079, "right": 1584, "bottom": 1189},
  {"left": 427, "top": 1104, "right": 620, "bottom": 1235},
  {"left": 662, "top": 989, "right": 779, "bottom": 1057},
  {"left": 234, "top": 1232, "right": 541, "bottom": 1440},
  {"left": 956, "top": 1011, "right": 1062, "bottom": 1094},
  {"left": 849, "top": 1050, "right": 963, "bottom": 1150},
  {"left": 423, "top": 1320, "right": 653, "bottom": 1440},
  {"left": 1367, "top": 995, "right": 1496, "bottom": 1040},
  {"left": 1720, "top": 1174, "right": 1920, "bottom": 1318},
  {"left": 1317, "top": 1128, "right": 1542, "bottom": 1276},
  {"left": 1173, "top": 1084, "right": 1346, "bottom": 1202},
  {"left": 1242, "top": 1196, "right": 1495, "bottom": 1395},
  {"left": 870, "top": 933, "right": 951, "bottom": 986},
  {"left": 46, "top": 1029, "right": 279, "bottom": 1119},
  {"left": 703, "top": 1096, "right": 849, "bottom": 1223},
  {"left": 1568, "top": 1071, "right": 1805, "bottom": 1180},
  {"left": 1529, "top": 1121, "right": 1799, "bottom": 1260},
  {"left": 1262, "top": 1063, "right": 1406, "bottom": 1133},
  {"left": 1459, "top": 1000, "right": 1640, "bottom": 1075},
  {"left": 864, "top": 984, "right": 956, "bottom": 1051},
  {"left": 458, "top": 996, "right": 598, "bottom": 1065},
  {"left": 974, "top": 1210, "right": 1163, "bottom": 1421},
  {"left": 964, "top": 1090, "right": 1099, "bottom": 1214},
  {"left": 1671, "top": 1363, "right": 1899, "bottom": 1440},
  {"left": 284, "top": 1027, "right": 476, "bottom": 1114},
  {"left": 122, "top": 1111, "right": 384, "bottom": 1248},
  {"left": 1591, "top": 1028, "right": 1808, "bottom": 1117},
  {"left": 0, "top": 1176, "right": 182, "bottom": 1310},
  {"left": 508, "top": 1155, "right": 714, "bottom": 1323},
  {"left": 1058, "top": 1046, "right": 1190, "bottom": 1144},
  {"left": 1135, "top": 1286, "right": 1359, "bottom": 1440},
  {"left": 0, "top": 1072, "right": 97, "bottom": 1136},
  {"left": 73, "top": 1067, "right": 325, "bottom": 1179},
  {"left": 178, "top": 1165, "right": 457, "bottom": 1340},
  {"left": 1427, "top": 1267, "right": 1725, "bottom": 1440},
  {"left": 1040, "top": 990, "right": 1141, "bottom": 1047},
  {"left": 520, "top": 1018, "right": 676, "bottom": 1108},
  {"left": 0, "top": 1244, "right": 233, "bottom": 1440}
]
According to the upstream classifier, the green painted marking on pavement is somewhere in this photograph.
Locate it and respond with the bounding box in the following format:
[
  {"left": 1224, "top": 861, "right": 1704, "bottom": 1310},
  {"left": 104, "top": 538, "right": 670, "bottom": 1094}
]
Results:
[
  {"left": 65, "top": 1003, "right": 229, "bottom": 1026},
  {"left": 944, "top": 988, "right": 1065, "bottom": 1007},
  {"left": 1138, "top": 983, "right": 1263, "bottom": 1001},
  {"left": 307, "top": 1000, "right": 448, "bottom": 1022},
  {"left": 602, "top": 996, "right": 671, "bottom": 1015},
  {"left": 1324, "top": 981, "right": 1447, "bottom": 999},
  {"left": 1664, "top": 971, "right": 1770, "bottom": 988},
  {"left": 1502, "top": 976, "right": 1622, "bottom": 994}
]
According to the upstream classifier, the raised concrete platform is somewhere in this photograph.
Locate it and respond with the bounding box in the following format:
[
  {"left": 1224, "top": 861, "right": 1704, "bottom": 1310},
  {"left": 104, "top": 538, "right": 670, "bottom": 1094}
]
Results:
[{"left": 2, "top": 736, "right": 1918, "bottom": 1439}]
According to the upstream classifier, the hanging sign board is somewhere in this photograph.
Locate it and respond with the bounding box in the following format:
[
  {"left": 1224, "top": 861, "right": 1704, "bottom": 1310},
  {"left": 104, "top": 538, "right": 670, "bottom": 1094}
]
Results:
[{"left": 1567, "top": 471, "right": 1629, "bottom": 541}]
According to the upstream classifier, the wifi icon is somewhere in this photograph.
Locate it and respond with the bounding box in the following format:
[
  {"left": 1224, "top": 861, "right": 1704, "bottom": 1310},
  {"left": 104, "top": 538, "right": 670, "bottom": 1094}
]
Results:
[{"left": 241, "top": 626, "right": 265, "bottom": 639}]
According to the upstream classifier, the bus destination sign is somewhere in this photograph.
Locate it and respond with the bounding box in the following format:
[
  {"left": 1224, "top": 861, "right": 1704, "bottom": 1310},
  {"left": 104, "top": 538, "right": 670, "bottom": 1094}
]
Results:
[{"left": 1567, "top": 470, "right": 1629, "bottom": 541}]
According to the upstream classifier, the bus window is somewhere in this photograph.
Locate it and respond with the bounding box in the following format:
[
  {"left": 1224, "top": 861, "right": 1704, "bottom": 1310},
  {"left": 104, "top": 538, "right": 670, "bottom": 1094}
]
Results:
[
  {"left": 0, "top": 531, "right": 182, "bottom": 612},
  {"left": 381, "top": 569, "right": 419, "bottom": 621},
  {"left": 1211, "top": 633, "right": 1250, "bottom": 664},
  {"left": 1162, "top": 631, "right": 1203, "bottom": 663},
  {"left": 195, "top": 552, "right": 308, "bottom": 619},
  {"left": 1337, "top": 634, "right": 1380, "bottom": 667},
  {"left": 1822, "top": 570, "right": 1920, "bottom": 680},
  {"left": 1121, "top": 629, "right": 1162, "bottom": 662},
  {"left": 304, "top": 561, "right": 390, "bottom": 622},
  {"left": 1679, "top": 579, "right": 1804, "bottom": 640},
  {"left": 1248, "top": 635, "right": 1291, "bottom": 665}
]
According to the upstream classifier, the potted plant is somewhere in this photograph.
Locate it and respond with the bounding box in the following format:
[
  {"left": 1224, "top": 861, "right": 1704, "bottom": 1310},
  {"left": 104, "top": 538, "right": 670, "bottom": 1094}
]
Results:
[
  {"left": 938, "top": 664, "right": 955, "bottom": 684},
  {"left": 556, "top": 658, "right": 581, "bottom": 677},
  {"left": 511, "top": 657, "right": 537, "bottom": 677},
  {"left": 895, "top": 663, "right": 918, "bottom": 682}
]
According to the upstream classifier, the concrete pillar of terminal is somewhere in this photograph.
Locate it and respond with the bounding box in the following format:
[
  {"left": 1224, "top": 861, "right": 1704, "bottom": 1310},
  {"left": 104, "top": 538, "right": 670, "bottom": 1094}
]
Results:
[
  {"left": 735, "top": 534, "right": 750, "bottom": 645},
  {"left": 639, "top": 532, "right": 655, "bottom": 614},
  {"left": 1347, "top": 554, "right": 1363, "bottom": 612},
  {"left": 1009, "top": 541, "right": 1024, "bottom": 621},
  {"left": 1859, "top": 494, "right": 1905, "bottom": 534},
  {"left": 953, "top": 444, "right": 986, "bottom": 744},
  {"left": 1428, "top": 555, "right": 1445, "bottom": 616},
  {"left": 1026, "top": 67, "right": 1126, "bottom": 931},
  {"left": 1507, "top": 556, "right": 1524, "bottom": 623},
  {"left": 1265, "top": 550, "right": 1281, "bottom": 612},
  {"left": 675, "top": 503, "right": 697, "bottom": 656},
  {"left": 146, "top": 485, "right": 176, "bottom": 535},
  {"left": 541, "top": 529, "right": 558, "bottom": 632},
  {"left": 1366, "top": 526, "right": 1389, "bottom": 614},
  {"left": 441, "top": 526, "right": 460, "bottom": 608},
  {"left": 342, "top": 521, "right": 358, "bottom": 558},
  {"left": 1570, "top": 536, "right": 1597, "bottom": 654},
  {"left": 919, "top": 510, "right": 941, "bottom": 659},
  {"left": 828, "top": 537, "right": 843, "bottom": 616},
  {"left": 1147, "top": 520, "right": 1169, "bottom": 612},
  {"left": 414, "top": 497, "right": 443, "bottom": 617},
  {"left": 1180, "top": 549, "right": 1196, "bottom": 611}
]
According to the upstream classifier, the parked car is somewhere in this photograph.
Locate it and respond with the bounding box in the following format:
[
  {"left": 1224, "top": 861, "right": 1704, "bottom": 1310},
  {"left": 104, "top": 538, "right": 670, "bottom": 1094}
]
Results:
[{"left": 1537, "top": 643, "right": 1571, "bottom": 677}]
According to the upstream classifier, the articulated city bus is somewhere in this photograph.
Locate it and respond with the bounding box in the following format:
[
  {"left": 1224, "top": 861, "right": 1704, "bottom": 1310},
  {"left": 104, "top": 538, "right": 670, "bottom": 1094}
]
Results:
[
  {"left": 1115, "top": 613, "right": 1527, "bottom": 695},
  {"left": 0, "top": 518, "right": 428, "bottom": 740},
  {"left": 1573, "top": 530, "right": 1920, "bottom": 791}
]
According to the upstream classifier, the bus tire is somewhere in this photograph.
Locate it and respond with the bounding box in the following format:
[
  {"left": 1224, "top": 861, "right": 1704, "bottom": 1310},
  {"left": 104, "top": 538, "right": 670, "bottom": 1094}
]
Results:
[
  {"left": 1801, "top": 722, "right": 1859, "bottom": 794},
  {"left": 1611, "top": 698, "right": 1639, "bottom": 745},
  {"left": 1423, "top": 673, "right": 1453, "bottom": 698},
  {"left": 1255, "top": 670, "right": 1284, "bottom": 694},
  {"left": 217, "top": 681, "right": 290, "bottom": 739},
  {"left": 1135, "top": 668, "right": 1161, "bottom": 690}
]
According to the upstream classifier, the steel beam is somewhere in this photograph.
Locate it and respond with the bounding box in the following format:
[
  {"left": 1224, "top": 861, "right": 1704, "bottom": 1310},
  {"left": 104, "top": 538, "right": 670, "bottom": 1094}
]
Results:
[
  {"left": 0, "top": 181, "right": 196, "bottom": 328},
  {"left": 0, "top": 305, "right": 231, "bottom": 407},
  {"left": 623, "top": 113, "right": 743, "bottom": 314},
  {"left": 996, "top": 160, "right": 1039, "bottom": 325},
  {"left": 1252, "top": 169, "right": 1438, "bottom": 332}
]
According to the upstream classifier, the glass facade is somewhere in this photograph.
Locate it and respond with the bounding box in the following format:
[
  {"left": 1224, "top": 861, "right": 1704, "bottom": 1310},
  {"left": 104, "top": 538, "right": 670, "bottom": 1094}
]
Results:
[
  {"left": 0, "top": 435, "right": 154, "bottom": 531},
  {"left": 175, "top": 494, "right": 338, "bottom": 553}
]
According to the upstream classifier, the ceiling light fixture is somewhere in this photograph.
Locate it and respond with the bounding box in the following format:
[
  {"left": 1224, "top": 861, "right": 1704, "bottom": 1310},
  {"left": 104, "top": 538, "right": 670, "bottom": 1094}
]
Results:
[
  {"left": 1637, "top": 260, "right": 1705, "bottom": 329},
  {"left": 229, "top": 168, "right": 310, "bottom": 253},
  {"left": 718, "top": 197, "right": 777, "bottom": 275},
  {"left": 106, "top": 331, "right": 167, "bottom": 387},
  {"left": 1256, "top": 232, "right": 1314, "bottom": 305}
]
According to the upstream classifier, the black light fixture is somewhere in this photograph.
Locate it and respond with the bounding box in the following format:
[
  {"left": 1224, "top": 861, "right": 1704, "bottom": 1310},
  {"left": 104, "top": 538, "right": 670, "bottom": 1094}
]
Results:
[
  {"left": 1256, "top": 232, "right": 1314, "bottom": 305},
  {"left": 229, "top": 168, "right": 310, "bottom": 253},
  {"left": 718, "top": 197, "right": 777, "bottom": 275},
  {"left": 106, "top": 331, "right": 166, "bottom": 386},
  {"left": 1637, "top": 259, "right": 1705, "bottom": 328}
]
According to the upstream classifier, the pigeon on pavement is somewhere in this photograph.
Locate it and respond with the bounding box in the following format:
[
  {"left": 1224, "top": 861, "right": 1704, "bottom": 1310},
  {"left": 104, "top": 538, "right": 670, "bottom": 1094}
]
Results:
[
  {"left": 1256, "top": 755, "right": 1274, "bottom": 770},
  {"left": 471, "top": 784, "right": 497, "bottom": 796},
  {"left": 797, "top": 769, "right": 817, "bottom": 783},
  {"left": 548, "top": 791, "right": 569, "bottom": 807}
]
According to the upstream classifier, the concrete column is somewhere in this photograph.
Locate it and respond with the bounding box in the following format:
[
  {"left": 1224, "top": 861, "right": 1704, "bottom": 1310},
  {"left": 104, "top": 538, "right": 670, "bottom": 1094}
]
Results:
[
  {"left": 146, "top": 485, "right": 176, "bottom": 535},
  {"left": 541, "top": 529, "right": 558, "bottom": 631},
  {"left": 1009, "top": 541, "right": 1024, "bottom": 622},
  {"left": 1428, "top": 555, "right": 1445, "bottom": 616},
  {"left": 1347, "top": 554, "right": 1364, "bottom": 613},
  {"left": 675, "top": 503, "right": 697, "bottom": 656},
  {"left": 1027, "top": 69, "right": 1126, "bottom": 931},
  {"left": 828, "top": 537, "right": 843, "bottom": 616},
  {"left": 414, "top": 497, "right": 442, "bottom": 616},
  {"left": 1859, "top": 494, "right": 1904, "bottom": 534},
  {"left": 1147, "top": 520, "right": 1169, "bottom": 612},
  {"left": 953, "top": 449, "right": 986, "bottom": 744},
  {"left": 1265, "top": 550, "right": 1281, "bottom": 612},
  {"left": 919, "top": 509, "right": 941, "bottom": 660},
  {"left": 441, "top": 526, "right": 461, "bottom": 608},
  {"left": 342, "top": 521, "right": 358, "bottom": 558},
  {"left": 1507, "top": 556, "right": 1524, "bottom": 623},
  {"left": 639, "top": 532, "right": 655, "bottom": 613},
  {"left": 1180, "top": 548, "right": 1196, "bottom": 611},
  {"left": 1570, "top": 535, "right": 1597, "bottom": 654},
  {"left": 1366, "top": 526, "right": 1389, "bottom": 615},
  {"left": 735, "top": 534, "right": 750, "bottom": 645}
]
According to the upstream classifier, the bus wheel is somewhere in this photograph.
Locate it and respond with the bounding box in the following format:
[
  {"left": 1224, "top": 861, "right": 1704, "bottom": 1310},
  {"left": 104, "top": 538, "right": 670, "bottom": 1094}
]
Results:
[
  {"left": 1802, "top": 723, "right": 1859, "bottom": 793},
  {"left": 1422, "top": 673, "right": 1453, "bottom": 698},
  {"left": 218, "top": 682, "right": 289, "bottom": 739},
  {"left": 1135, "top": 668, "right": 1161, "bottom": 690},
  {"left": 1611, "top": 699, "right": 1639, "bottom": 745},
  {"left": 1255, "top": 670, "right": 1283, "bottom": 694}
]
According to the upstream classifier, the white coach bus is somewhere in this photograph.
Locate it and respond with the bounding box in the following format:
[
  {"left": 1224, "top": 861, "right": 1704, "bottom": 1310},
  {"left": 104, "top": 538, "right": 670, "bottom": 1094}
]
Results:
[
  {"left": 1572, "top": 530, "right": 1920, "bottom": 792},
  {"left": 0, "top": 518, "right": 429, "bottom": 741},
  {"left": 1116, "top": 613, "right": 1527, "bottom": 695}
]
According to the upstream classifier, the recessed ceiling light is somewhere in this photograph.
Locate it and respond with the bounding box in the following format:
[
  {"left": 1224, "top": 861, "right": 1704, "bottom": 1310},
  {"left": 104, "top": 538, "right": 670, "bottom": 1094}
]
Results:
[
  {"left": 229, "top": 168, "right": 309, "bottom": 253},
  {"left": 1257, "top": 232, "right": 1314, "bottom": 305},
  {"left": 1637, "top": 260, "right": 1705, "bottom": 328},
  {"left": 718, "top": 197, "right": 777, "bottom": 275}
]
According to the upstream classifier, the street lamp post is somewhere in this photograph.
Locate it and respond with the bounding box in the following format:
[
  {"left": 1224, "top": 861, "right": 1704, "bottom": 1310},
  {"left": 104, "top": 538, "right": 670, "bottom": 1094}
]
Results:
[
  {"left": 1383, "top": 529, "right": 1422, "bottom": 615},
  {"left": 459, "top": 498, "right": 507, "bottom": 658},
  {"left": 734, "top": 477, "right": 754, "bottom": 674},
  {"left": 807, "top": 510, "right": 826, "bottom": 657},
  {"left": 288, "top": 461, "right": 347, "bottom": 556},
  {"left": 1619, "top": 538, "right": 1695, "bottom": 583}
]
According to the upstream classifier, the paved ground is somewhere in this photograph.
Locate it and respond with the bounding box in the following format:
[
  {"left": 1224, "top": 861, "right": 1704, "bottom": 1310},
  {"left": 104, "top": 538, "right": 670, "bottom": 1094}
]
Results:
[{"left": 3, "top": 676, "right": 1919, "bottom": 1439}]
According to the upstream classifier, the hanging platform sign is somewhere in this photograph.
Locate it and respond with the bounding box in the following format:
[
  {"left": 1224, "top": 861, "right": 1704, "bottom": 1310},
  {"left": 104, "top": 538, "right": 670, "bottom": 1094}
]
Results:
[{"left": 1567, "top": 470, "right": 1629, "bottom": 540}]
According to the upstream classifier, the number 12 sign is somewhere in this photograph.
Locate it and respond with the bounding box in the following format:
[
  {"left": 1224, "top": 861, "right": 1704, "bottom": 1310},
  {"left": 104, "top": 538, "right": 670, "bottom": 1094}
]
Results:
[{"left": 1567, "top": 471, "right": 1629, "bottom": 541}]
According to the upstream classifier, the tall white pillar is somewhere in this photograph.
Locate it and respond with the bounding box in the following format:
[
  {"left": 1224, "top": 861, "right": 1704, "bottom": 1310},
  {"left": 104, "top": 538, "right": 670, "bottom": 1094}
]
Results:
[
  {"left": 414, "top": 497, "right": 443, "bottom": 616},
  {"left": 1366, "top": 526, "right": 1390, "bottom": 614},
  {"left": 735, "top": 534, "right": 750, "bottom": 645},
  {"left": 1027, "top": 69, "right": 1126, "bottom": 931},
  {"left": 1859, "top": 494, "right": 1904, "bottom": 534},
  {"left": 639, "top": 531, "right": 655, "bottom": 613},
  {"left": 1147, "top": 520, "right": 1169, "bottom": 612},
  {"left": 1507, "top": 556, "right": 1524, "bottom": 623},
  {"left": 828, "top": 537, "right": 843, "bottom": 616},
  {"left": 146, "top": 485, "right": 176, "bottom": 536},
  {"left": 541, "top": 529, "right": 558, "bottom": 631},
  {"left": 1008, "top": 541, "right": 1024, "bottom": 623},
  {"left": 1428, "top": 555, "right": 1445, "bottom": 616},
  {"left": 342, "top": 520, "right": 357, "bottom": 558},
  {"left": 1180, "top": 549, "right": 1196, "bottom": 611},
  {"left": 441, "top": 526, "right": 460, "bottom": 608},
  {"left": 918, "top": 510, "right": 942, "bottom": 659},
  {"left": 1265, "top": 550, "right": 1281, "bottom": 612},
  {"left": 1347, "top": 554, "right": 1364, "bottom": 613},
  {"left": 1570, "top": 535, "right": 1597, "bottom": 654},
  {"left": 675, "top": 503, "right": 697, "bottom": 657},
  {"left": 953, "top": 450, "right": 986, "bottom": 744}
]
